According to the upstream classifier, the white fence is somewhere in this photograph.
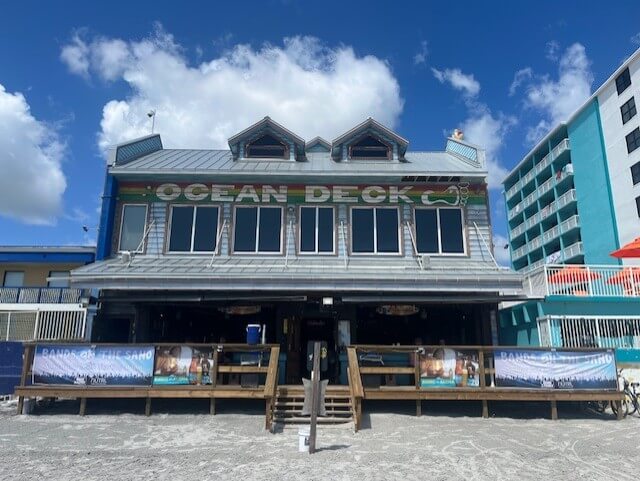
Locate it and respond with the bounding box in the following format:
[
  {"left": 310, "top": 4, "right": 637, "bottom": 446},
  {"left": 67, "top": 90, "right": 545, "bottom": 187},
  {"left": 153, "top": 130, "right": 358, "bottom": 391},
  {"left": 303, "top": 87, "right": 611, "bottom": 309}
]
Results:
[
  {"left": 0, "top": 287, "right": 85, "bottom": 304},
  {"left": 524, "top": 264, "right": 640, "bottom": 298},
  {"left": 0, "top": 308, "right": 87, "bottom": 342},
  {"left": 538, "top": 316, "right": 640, "bottom": 349}
]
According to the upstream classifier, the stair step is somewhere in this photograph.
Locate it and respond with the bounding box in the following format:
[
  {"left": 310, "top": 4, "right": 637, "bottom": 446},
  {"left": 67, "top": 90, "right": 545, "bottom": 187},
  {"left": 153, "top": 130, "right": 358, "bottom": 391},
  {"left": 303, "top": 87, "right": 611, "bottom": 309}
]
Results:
[
  {"left": 275, "top": 401, "right": 351, "bottom": 408},
  {"left": 273, "top": 416, "right": 352, "bottom": 424},
  {"left": 274, "top": 409, "right": 351, "bottom": 415}
]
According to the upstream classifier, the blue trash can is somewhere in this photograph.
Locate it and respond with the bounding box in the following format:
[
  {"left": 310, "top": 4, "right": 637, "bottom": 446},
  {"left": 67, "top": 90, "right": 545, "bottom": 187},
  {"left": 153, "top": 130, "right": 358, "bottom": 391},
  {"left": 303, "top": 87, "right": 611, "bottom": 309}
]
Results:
[{"left": 246, "top": 324, "right": 262, "bottom": 345}]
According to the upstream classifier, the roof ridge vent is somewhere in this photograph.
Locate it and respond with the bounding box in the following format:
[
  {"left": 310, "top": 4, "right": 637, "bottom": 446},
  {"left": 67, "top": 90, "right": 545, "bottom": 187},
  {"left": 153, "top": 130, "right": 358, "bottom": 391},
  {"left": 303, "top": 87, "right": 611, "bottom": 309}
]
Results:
[{"left": 111, "top": 134, "right": 163, "bottom": 166}]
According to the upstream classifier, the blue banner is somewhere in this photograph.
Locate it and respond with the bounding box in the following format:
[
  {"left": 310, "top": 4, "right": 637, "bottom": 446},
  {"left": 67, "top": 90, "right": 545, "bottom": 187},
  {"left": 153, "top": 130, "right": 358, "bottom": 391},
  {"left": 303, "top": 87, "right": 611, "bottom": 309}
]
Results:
[
  {"left": 32, "top": 345, "right": 154, "bottom": 386},
  {"left": 494, "top": 349, "right": 617, "bottom": 390}
]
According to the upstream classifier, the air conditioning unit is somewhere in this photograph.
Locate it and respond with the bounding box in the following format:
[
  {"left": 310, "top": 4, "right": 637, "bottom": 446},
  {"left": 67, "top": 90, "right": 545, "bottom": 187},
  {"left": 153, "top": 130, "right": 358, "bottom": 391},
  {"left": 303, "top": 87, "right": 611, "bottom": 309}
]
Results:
[{"left": 121, "top": 251, "right": 132, "bottom": 264}]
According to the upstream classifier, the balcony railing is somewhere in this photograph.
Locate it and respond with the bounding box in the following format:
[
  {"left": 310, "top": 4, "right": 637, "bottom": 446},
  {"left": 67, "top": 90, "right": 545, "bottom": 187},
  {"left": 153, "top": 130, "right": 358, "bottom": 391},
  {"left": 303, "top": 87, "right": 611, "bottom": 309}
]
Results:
[
  {"left": 538, "top": 315, "right": 640, "bottom": 349},
  {"left": 524, "top": 264, "right": 640, "bottom": 298},
  {"left": 0, "top": 287, "right": 87, "bottom": 305}
]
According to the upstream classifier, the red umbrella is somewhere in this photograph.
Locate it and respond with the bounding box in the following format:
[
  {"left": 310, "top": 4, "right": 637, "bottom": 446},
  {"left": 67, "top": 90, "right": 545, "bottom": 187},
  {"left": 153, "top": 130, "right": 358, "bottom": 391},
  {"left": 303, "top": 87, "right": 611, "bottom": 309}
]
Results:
[
  {"left": 611, "top": 237, "right": 640, "bottom": 258},
  {"left": 547, "top": 265, "right": 600, "bottom": 284}
]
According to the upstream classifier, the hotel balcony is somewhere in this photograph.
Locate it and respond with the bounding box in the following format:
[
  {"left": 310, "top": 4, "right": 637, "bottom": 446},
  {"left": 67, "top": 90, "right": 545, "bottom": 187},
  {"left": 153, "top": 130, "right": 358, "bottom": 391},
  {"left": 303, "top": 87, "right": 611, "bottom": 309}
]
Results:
[
  {"left": 505, "top": 139, "right": 571, "bottom": 202},
  {"left": 511, "top": 215, "right": 580, "bottom": 262},
  {"left": 538, "top": 315, "right": 640, "bottom": 349},
  {"left": 0, "top": 287, "right": 89, "bottom": 342},
  {"left": 524, "top": 263, "right": 640, "bottom": 299}
]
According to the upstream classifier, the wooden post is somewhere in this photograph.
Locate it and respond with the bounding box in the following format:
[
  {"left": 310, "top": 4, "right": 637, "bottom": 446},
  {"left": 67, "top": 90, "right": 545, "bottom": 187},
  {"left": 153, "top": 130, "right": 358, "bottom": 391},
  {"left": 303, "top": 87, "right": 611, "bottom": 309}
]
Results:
[
  {"left": 308, "top": 341, "right": 320, "bottom": 454},
  {"left": 210, "top": 346, "right": 219, "bottom": 416},
  {"left": 79, "top": 398, "right": 87, "bottom": 416},
  {"left": 145, "top": 397, "right": 152, "bottom": 417},
  {"left": 17, "top": 344, "right": 34, "bottom": 415},
  {"left": 615, "top": 400, "right": 623, "bottom": 421},
  {"left": 479, "top": 349, "right": 488, "bottom": 418},
  {"left": 414, "top": 350, "right": 421, "bottom": 417},
  {"left": 550, "top": 400, "right": 558, "bottom": 420}
]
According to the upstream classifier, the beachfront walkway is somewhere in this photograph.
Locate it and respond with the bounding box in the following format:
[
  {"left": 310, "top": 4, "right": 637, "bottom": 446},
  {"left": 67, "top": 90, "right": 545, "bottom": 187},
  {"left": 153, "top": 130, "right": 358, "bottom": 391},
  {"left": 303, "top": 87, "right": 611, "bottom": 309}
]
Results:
[{"left": 0, "top": 399, "right": 637, "bottom": 481}]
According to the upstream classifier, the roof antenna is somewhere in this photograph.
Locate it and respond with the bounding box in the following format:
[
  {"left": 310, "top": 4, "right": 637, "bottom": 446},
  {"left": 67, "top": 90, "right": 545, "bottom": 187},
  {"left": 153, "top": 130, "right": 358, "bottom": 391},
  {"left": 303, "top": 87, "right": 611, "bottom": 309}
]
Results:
[{"left": 147, "top": 110, "right": 156, "bottom": 134}]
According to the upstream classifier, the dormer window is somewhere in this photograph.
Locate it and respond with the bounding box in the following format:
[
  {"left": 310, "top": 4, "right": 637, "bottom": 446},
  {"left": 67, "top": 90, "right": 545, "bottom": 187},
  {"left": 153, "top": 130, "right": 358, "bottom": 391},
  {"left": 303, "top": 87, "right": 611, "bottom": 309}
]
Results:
[
  {"left": 349, "top": 135, "right": 391, "bottom": 160},
  {"left": 246, "top": 134, "right": 289, "bottom": 159}
]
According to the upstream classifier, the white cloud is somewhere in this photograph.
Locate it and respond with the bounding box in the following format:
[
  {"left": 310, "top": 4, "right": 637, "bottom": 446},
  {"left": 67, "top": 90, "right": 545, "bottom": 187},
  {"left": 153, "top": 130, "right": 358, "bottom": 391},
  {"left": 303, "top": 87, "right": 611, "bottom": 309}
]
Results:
[
  {"left": 631, "top": 33, "right": 640, "bottom": 46},
  {"left": 60, "top": 28, "right": 404, "bottom": 153},
  {"left": 0, "top": 84, "right": 66, "bottom": 224},
  {"left": 509, "top": 67, "right": 532, "bottom": 96},
  {"left": 431, "top": 68, "right": 480, "bottom": 97},
  {"left": 60, "top": 33, "right": 90, "bottom": 78},
  {"left": 413, "top": 41, "right": 428, "bottom": 65},
  {"left": 524, "top": 43, "right": 593, "bottom": 143},
  {"left": 432, "top": 65, "right": 515, "bottom": 189},
  {"left": 462, "top": 108, "right": 517, "bottom": 189},
  {"left": 492, "top": 234, "right": 512, "bottom": 266},
  {"left": 545, "top": 40, "right": 560, "bottom": 61}
]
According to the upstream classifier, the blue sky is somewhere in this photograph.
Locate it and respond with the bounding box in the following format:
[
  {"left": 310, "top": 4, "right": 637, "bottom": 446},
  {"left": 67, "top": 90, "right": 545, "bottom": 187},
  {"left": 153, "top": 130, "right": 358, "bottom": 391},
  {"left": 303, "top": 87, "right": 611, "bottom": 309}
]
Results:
[{"left": 1, "top": 1, "right": 639, "bottom": 264}]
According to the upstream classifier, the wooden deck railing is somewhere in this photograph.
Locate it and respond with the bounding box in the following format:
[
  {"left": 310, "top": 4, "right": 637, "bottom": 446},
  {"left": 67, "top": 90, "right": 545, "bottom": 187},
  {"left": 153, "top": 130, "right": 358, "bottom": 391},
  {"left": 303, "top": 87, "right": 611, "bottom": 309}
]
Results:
[
  {"left": 347, "top": 344, "right": 624, "bottom": 430},
  {"left": 15, "top": 342, "right": 280, "bottom": 429}
]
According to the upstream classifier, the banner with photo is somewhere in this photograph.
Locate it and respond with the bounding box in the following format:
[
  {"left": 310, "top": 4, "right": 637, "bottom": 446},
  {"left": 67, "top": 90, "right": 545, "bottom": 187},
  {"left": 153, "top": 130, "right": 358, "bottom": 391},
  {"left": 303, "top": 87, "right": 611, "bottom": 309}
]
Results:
[
  {"left": 419, "top": 348, "right": 480, "bottom": 388},
  {"left": 153, "top": 346, "right": 215, "bottom": 385},
  {"left": 32, "top": 345, "right": 154, "bottom": 386},
  {"left": 494, "top": 349, "right": 617, "bottom": 390}
]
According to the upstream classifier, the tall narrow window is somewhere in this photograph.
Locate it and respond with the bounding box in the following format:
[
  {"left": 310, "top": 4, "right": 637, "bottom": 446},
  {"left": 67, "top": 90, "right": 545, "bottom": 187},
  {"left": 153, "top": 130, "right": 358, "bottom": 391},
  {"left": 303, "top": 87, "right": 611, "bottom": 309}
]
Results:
[
  {"left": 119, "top": 204, "right": 147, "bottom": 252},
  {"left": 637, "top": 196, "right": 640, "bottom": 218},
  {"left": 627, "top": 127, "right": 640, "bottom": 154},
  {"left": 351, "top": 207, "right": 400, "bottom": 254},
  {"left": 349, "top": 135, "right": 391, "bottom": 160},
  {"left": 415, "top": 208, "right": 465, "bottom": 255},
  {"left": 2, "top": 271, "right": 24, "bottom": 287},
  {"left": 616, "top": 67, "right": 632, "bottom": 95},
  {"left": 233, "top": 206, "right": 283, "bottom": 253},
  {"left": 168, "top": 206, "right": 219, "bottom": 253},
  {"left": 299, "top": 207, "right": 335, "bottom": 254},
  {"left": 246, "top": 134, "right": 288, "bottom": 159},
  {"left": 631, "top": 161, "right": 640, "bottom": 185},
  {"left": 621, "top": 97, "right": 637, "bottom": 125}
]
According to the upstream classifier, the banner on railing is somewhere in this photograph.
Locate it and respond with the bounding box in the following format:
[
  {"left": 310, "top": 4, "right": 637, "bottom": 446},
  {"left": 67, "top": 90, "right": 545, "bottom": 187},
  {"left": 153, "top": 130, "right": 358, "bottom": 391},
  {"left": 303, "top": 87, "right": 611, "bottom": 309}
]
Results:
[
  {"left": 153, "top": 346, "right": 214, "bottom": 385},
  {"left": 419, "top": 348, "right": 480, "bottom": 388},
  {"left": 32, "top": 345, "right": 154, "bottom": 386},
  {"left": 494, "top": 349, "right": 617, "bottom": 390}
]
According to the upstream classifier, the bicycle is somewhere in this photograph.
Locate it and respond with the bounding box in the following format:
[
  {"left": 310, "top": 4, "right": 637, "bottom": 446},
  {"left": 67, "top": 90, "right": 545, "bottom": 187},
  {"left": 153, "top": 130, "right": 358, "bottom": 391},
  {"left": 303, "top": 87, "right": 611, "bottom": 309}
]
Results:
[{"left": 610, "top": 373, "right": 640, "bottom": 418}]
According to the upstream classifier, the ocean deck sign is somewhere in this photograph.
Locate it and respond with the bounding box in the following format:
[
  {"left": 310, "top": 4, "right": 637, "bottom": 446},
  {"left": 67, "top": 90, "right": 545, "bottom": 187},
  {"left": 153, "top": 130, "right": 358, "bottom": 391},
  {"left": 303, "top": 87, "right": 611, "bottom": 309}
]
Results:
[{"left": 118, "top": 182, "right": 486, "bottom": 206}]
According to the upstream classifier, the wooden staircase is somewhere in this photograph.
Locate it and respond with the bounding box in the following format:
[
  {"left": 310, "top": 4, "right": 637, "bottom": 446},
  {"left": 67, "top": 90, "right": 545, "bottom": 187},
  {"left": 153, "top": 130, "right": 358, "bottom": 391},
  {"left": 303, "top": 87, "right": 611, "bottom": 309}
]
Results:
[{"left": 273, "top": 385, "right": 354, "bottom": 425}]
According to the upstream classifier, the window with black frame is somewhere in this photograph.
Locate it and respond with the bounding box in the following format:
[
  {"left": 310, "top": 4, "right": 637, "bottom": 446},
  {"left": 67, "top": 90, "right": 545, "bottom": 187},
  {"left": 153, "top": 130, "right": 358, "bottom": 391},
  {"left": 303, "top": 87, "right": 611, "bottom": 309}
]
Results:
[
  {"left": 233, "top": 206, "right": 283, "bottom": 253},
  {"left": 245, "top": 134, "right": 288, "bottom": 159},
  {"left": 351, "top": 207, "right": 400, "bottom": 254},
  {"left": 299, "top": 206, "right": 335, "bottom": 254},
  {"left": 616, "top": 67, "right": 632, "bottom": 95},
  {"left": 349, "top": 135, "right": 391, "bottom": 160},
  {"left": 414, "top": 207, "right": 465, "bottom": 255},
  {"left": 621, "top": 97, "right": 637, "bottom": 125},
  {"left": 168, "top": 205, "right": 219, "bottom": 253},
  {"left": 627, "top": 127, "right": 640, "bottom": 154}
]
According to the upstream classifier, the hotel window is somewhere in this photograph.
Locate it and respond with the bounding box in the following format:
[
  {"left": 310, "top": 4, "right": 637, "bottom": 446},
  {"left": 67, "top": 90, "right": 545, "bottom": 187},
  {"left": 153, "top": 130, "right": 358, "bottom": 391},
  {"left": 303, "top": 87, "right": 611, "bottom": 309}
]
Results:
[
  {"left": 350, "top": 207, "right": 400, "bottom": 254},
  {"left": 414, "top": 208, "right": 465, "bottom": 255},
  {"left": 632, "top": 161, "right": 640, "bottom": 185},
  {"left": 168, "top": 206, "right": 220, "bottom": 253},
  {"left": 621, "top": 97, "right": 637, "bottom": 125},
  {"left": 245, "top": 134, "right": 288, "bottom": 159},
  {"left": 47, "top": 271, "right": 70, "bottom": 288},
  {"left": 616, "top": 67, "right": 631, "bottom": 95},
  {"left": 636, "top": 196, "right": 640, "bottom": 218},
  {"left": 233, "top": 206, "right": 283, "bottom": 253},
  {"left": 299, "top": 206, "right": 335, "bottom": 254},
  {"left": 349, "top": 135, "right": 391, "bottom": 160},
  {"left": 119, "top": 204, "right": 147, "bottom": 252},
  {"left": 2, "top": 271, "right": 24, "bottom": 287},
  {"left": 627, "top": 127, "right": 640, "bottom": 154}
]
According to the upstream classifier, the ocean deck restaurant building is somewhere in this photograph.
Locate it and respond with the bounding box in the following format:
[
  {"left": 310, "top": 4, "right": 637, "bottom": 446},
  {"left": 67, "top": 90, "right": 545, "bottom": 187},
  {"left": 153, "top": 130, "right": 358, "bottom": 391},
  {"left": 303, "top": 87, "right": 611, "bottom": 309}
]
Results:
[{"left": 72, "top": 117, "right": 523, "bottom": 384}]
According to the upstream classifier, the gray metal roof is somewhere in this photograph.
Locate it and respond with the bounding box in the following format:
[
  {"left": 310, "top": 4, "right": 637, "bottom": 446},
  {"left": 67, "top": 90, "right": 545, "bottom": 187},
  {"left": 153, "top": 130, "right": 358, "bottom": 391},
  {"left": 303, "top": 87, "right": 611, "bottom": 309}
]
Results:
[
  {"left": 71, "top": 255, "right": 523, "bottom": 296},
  {"left": 109, "top": 149, "right": 487, "bottom": 179}
]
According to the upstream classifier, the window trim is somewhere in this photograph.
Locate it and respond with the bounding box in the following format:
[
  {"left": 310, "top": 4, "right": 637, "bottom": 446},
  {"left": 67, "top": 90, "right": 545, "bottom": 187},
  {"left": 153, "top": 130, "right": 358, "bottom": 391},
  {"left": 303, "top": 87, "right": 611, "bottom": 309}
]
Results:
[
  {"left": 2, "top": 271, "right": 25, "bottom": 287},
  {"left": 348, "top": 133, "right": 392, "bottom": 161},
  {"left": 166, "top": 204, "right": 222, "bottom": 255},
  {"left": 621, "top": 96, "right": 637, "bottom": 125},
  {"left": 118, "top": 203, "right": 149, "bottom": 254},
  {"left": 413, "top": 206, "right": 468, "bottom": 257},
  {"left": 348, "top": 206, "right": 402, "bottom": 256},
  {"left": 47, "top": 271, "right": 70, "bottom": 288},
  {"left": 231, "top": 205, "right": 285, "bottom": 255},
  {"left": 297, "top": 205, "right": 338, "bottom": 256}
]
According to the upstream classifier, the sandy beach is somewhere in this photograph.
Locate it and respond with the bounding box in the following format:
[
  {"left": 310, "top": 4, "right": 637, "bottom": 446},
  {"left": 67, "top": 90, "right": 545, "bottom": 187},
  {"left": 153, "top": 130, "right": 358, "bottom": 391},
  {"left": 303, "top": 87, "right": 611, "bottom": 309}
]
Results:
[{"left": 0, "top": 399, "right": 638, "bottom": 481}]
